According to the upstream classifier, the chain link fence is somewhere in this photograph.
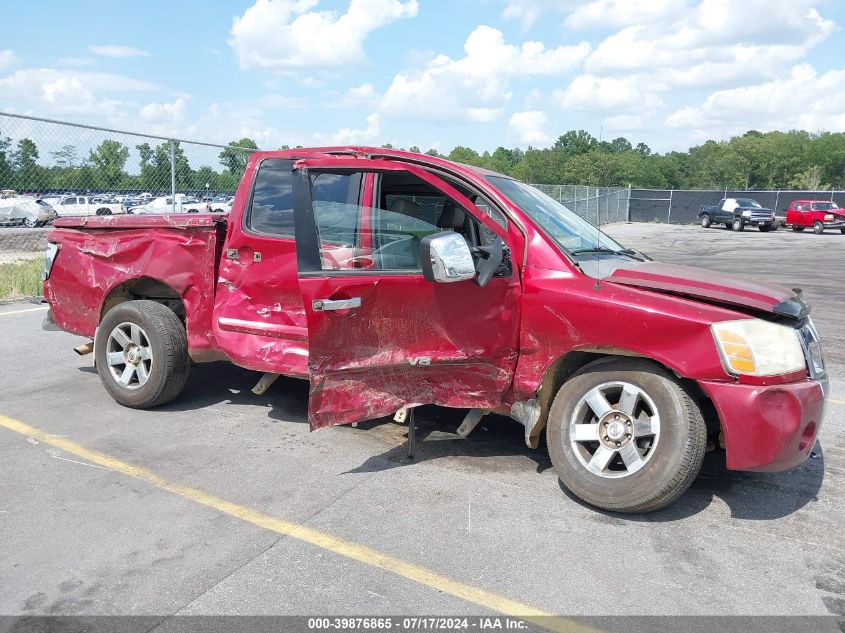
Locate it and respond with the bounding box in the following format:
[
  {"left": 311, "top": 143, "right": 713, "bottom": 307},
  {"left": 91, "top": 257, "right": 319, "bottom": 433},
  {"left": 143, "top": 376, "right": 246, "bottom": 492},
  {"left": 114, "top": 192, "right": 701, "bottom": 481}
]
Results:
[
  {"left": 629, "top": 188, "right": 845, "bottom": 224},
  {"left": 0, "top": 112, "right": 256, "bottom": 263},
  {"left": 530, "top": 184, "right": 630, "bottom": 226}
]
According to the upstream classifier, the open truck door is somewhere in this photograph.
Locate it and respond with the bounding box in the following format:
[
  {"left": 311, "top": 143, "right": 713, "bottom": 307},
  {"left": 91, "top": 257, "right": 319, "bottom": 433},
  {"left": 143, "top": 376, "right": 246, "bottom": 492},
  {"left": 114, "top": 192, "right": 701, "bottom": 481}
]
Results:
[{"left": 292, "top": 158, "right": 521, "bottom": 430}]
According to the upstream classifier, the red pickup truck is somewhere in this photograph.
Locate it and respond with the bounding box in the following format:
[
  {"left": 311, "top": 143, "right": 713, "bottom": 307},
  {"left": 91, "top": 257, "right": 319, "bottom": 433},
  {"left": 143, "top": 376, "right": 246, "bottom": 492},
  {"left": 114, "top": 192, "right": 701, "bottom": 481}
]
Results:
[
  {"left": 42, "top": 147, "right": 828, "bottom": 513},
  {"left": 785, "top": 199, "right": 845, "bottom": 234}
]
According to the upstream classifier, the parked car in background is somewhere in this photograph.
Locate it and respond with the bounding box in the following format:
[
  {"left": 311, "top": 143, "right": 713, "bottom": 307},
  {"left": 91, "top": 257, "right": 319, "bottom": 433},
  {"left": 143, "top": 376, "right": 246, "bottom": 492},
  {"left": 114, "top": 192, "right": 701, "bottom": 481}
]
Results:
[
  {"left": 53, "top": 196, "right": 126, "bottom": 217},
  {"left": 785, "top": 200, "right": 845, "bottom": 234},
  {"left": 699, "top": 198, "right": 777, "bottom": 232},
  {"left": 42, "top": 146, "right": 828, "bottom": 514},
  {"left": 209, "top": 197, "right": 233, "bottom": 213},
  {"left": 129, "top": 194, "right": 209, "bottom": 214},
  {"left": 0, "top": 190, "right": 57, "bottom": 227}
]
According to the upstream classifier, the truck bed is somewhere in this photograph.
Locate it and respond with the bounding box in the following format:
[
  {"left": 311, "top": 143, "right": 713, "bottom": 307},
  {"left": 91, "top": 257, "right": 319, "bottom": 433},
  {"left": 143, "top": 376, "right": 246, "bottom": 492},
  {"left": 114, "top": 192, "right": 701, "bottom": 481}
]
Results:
[{"left": 45, "top": 214, "right": 226, "bottom": 359}]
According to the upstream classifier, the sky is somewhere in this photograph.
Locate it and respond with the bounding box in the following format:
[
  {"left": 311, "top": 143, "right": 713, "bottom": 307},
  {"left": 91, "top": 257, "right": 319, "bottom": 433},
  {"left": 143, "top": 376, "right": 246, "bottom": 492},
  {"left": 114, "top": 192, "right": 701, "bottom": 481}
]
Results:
[{"left": 2, "top": 0, "right": 845, "bottom": 156}]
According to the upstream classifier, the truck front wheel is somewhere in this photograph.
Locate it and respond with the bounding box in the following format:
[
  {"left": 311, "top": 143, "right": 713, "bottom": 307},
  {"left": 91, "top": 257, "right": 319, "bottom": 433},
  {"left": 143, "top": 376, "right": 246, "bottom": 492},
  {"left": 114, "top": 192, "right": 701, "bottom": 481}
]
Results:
[
  {"left": 813, "top": 221, "right": 825, "bottom": 235},
  {"left": 731, "top": 218, "right": 744, "bottom": 231},
  {"left": 700, "top": 215, "right": 711, "bottom": 228},
  {"left": 95, "top": 300, "right": 189, "bottom": 409},
  {"left": 547, "top": 358, "right": 706, "bottom": 513}
]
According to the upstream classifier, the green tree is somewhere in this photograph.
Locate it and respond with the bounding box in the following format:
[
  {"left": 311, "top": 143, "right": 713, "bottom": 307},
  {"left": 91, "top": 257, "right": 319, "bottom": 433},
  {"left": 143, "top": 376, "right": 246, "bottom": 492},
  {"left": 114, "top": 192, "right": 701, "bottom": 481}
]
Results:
[
  {"left": 152, "top": 141, "right": 192, "bottom": 191},
  {"left": 13, "top": 138, "right": 39, "bottom": 172},
  {"left": 218, "top": 137, "right": 258, "bottom": 175},
  {"left": 51, "top": 145, "right": 79, "bottom": 168},
  {"left": 89, "top": 140, "right": 130, "bottom": 188},
  {"left": 136, "top": 142, "right": 156, "bottom": 189},
  {"left": 447, "top": 146, "right": 481, "bottom": 166},
  {"left": 553, "top": 130, "right": 598, "bottom": 157}
]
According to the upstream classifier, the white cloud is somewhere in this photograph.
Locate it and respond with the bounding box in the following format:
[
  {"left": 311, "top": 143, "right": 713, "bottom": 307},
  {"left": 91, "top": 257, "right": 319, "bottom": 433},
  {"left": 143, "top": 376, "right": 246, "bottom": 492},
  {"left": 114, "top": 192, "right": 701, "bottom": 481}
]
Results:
[
  {"left": 90, "top": 45, "right": 151, "bottom": 58},
  {"left": 0, "top": 49, "right": 20, "bottom": 69},
  {"left": 314, "top": 113, "right": 381, "bottom": 145},
  {"left": 502, "top": 0, "right": 579, "bottom": 29},
  {"left": 585, "top": 1, "right": 835, "bottom": 88},
  {"left": 509, "top": 111, "right": 550, "bottom": 145},
  {"left": 381, "top": 25, "right": 591, "bottom": 122},
  {"left": 666, "top": 64, "right": 845, "bottom": 134},
  {"left": 0, "top": 68, "right": 158, "bottom": 119},
  {"left": 229, "top": 0, "right": 418, "bottom": 70},
  {"left": 554, "top": 75, "right": 663, "bottom": 112},
  {"left": 140, "top": 97, "right": 187, "bottom": 125},
  {"left": 564, "top": 0, "right": 685, "bottom": 30},
  {"left": 326, "top": 82, "right": 381, "bottom": 109}
]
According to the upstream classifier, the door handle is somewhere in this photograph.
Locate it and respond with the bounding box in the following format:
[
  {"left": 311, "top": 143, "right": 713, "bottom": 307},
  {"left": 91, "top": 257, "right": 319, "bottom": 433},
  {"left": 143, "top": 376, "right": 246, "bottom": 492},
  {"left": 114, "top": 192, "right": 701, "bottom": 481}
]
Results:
[{"left": 312, "top": 297, "right": 362, "bottom": 311}]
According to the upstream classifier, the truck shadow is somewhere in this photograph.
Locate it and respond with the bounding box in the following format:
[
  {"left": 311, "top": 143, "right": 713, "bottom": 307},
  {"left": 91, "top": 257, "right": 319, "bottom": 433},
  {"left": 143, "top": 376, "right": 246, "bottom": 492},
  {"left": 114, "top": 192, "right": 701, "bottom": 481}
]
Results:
[
  {"left": 107, "top": 362, "right": 825, "bottom": 522},
  {"left": 559, "top": 445, "right": 825, "bottom": 522}
]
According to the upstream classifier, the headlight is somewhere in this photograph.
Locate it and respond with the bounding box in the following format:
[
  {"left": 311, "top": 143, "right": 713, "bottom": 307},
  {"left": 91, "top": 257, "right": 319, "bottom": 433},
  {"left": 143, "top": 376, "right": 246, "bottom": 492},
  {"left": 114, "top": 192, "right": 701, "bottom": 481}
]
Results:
[
  {"left": 741, "top": 210, "right": 751, "bottom": 217},
  {"left": 711, "top": 319, "right": 805, "bottom": 377},
  {"left": 43, "top": 242, "right": 59, "bottom": 281},
  {"left": 824, "top": 214, "right": 834, "bottom": 222}
]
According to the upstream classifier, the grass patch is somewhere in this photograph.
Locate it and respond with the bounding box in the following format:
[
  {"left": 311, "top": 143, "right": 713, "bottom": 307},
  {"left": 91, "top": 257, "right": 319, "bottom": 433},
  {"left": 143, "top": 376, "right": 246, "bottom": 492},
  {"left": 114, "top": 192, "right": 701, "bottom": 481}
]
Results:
[{"left": 0, "top": 257, "right": 43, "bottom": 301}]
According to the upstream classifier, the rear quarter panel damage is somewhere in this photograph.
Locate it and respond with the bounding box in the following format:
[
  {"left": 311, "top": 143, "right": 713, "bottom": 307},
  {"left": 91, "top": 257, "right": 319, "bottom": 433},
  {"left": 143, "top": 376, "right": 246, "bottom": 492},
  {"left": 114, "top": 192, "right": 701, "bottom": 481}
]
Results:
[{"left": 44, "top": 221, "right": 222, "bottom": 357}]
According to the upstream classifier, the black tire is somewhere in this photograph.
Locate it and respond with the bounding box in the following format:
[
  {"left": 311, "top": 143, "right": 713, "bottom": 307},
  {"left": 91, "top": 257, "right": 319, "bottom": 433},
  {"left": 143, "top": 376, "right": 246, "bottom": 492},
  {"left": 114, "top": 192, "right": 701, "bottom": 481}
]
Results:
[
  {"left": 23, "top": 217, "right": 37, "bottom": 228},
  {"left": 770, "top": 223, "right": 778, "bottom": 231},
  {"left": 547, "top": 357, "right": 706, "bottom": 513},
  {"left": 700, "top": 215, "right": 711, "bottom": 228},
  {"left": 792, "top": 225, "right": 805, "bottom": 232},
  {"left": 840, "top": 229, "right": 845, "bottom": 235},
  {"left": 732, "top": 218, "right": 744, "bottom": 231},
  {"left": 95, "top": 300, "right": 189, "bottom": 409},
  {"left": 758, "top": 224, "right": 771, "bottom": 232},
  {"left": 96, "top": 208, "right": 112, "bottom": 216},
  {"left": 723, "top": 223, "right": 732, "bottom": 229},
  {"left": 813, "top": 221, "right": 824, "bottom": 235}
]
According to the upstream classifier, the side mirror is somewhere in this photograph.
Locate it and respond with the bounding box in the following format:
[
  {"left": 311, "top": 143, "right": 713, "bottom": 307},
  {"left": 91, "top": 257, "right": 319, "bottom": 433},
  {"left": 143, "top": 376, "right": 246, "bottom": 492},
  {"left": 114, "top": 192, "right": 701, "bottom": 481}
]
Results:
[{"left": 421, "top": 231, "right": 476, "bottom": 283}]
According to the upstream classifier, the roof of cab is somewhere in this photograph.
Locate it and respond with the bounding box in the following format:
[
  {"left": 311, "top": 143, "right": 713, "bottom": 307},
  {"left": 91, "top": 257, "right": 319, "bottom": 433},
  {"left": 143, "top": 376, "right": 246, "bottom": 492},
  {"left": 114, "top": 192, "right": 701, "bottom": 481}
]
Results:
[{"left": 250, "top": 146, "right": 511, "bottom": 180}]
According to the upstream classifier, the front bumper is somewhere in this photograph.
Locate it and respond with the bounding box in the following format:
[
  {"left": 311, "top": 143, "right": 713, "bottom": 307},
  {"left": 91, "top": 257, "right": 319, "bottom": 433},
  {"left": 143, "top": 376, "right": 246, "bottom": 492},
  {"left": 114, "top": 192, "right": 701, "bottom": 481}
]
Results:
[
  {"left": 698, "top": 377, "right": 826, "bottom": 472},
  {"left": 821, "top": 221, "right": 845, "bottom": 229}
]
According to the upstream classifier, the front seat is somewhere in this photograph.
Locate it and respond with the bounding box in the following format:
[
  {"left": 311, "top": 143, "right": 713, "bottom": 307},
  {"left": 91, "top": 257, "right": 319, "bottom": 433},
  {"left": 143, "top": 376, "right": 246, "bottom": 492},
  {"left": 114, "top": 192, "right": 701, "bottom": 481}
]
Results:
[
  {"left": 436, "top": 201, "right": 466, "bottom": 232},
  {"left": 388, "top": 197, "right": 424, "bottom": 221}
]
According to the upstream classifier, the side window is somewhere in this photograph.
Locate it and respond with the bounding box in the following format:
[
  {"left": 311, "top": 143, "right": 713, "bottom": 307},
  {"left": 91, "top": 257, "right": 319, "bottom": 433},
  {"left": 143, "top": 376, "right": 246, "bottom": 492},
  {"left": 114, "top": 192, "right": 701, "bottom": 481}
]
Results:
[
  {"left": 309, "top": 171, "right": 442, "bottom": 272},
  {"left": 247, "top": 159, "right": 295, "bottom": 237},
  {"left": 311, "top": 172, "right": 363, "bottom": 269}
]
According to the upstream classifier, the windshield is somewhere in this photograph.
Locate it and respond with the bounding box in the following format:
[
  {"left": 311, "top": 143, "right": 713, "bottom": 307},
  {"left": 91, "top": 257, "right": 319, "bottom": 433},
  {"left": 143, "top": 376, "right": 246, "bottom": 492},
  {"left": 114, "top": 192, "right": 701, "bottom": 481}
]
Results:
[
  {"left": 812, "top": 202, "right": 838, "bottom": 211},
  {"left": 487, "top": 176, "right": 624, "bottom": 255},
  {"left": 736, "top": 198, "right": 762, "bottom": 208}
]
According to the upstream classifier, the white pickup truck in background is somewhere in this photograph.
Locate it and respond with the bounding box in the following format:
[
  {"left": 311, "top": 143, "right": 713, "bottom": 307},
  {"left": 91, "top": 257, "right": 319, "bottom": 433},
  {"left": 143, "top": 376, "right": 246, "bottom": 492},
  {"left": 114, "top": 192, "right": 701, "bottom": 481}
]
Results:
[
  {"left": 53, "top": 196, "right": 126, "bottom": 217},
  {"left": 128, "top": 194, "right": 209, "bottom": 214}
]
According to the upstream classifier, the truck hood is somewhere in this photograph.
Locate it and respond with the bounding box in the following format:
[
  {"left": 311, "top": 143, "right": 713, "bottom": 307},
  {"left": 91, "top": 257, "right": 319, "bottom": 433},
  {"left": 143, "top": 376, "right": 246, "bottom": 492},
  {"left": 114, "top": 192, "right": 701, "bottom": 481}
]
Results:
[{"left": 604, "top": 261, "right": 808, "bottom": 319}]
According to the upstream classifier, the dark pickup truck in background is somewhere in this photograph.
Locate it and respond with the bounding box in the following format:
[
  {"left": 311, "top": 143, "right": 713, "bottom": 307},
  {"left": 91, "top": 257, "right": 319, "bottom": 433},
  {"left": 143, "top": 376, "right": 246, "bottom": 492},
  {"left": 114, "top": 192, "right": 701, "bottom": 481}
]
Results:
[{"left": 698, "top": 197, "right": 777, "bottom": 232}]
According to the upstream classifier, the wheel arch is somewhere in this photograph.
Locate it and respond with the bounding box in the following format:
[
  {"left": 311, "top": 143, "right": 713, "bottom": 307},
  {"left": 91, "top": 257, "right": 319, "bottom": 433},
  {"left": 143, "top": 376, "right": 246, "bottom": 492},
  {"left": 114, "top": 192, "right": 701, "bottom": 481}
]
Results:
[
  {"left": 527, "top": 349, "right": 720, "bottom": 449},
  {"left": 100, "top": 276, "right": 186, "bottom": 322}
]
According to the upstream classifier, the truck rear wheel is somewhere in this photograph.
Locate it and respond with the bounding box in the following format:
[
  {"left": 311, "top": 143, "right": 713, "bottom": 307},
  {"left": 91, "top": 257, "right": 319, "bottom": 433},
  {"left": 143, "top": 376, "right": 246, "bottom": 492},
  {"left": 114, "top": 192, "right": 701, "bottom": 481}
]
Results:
[
  {"left": 792, "top": 225, "right": 805, "bottom": 232},
  {"left": 95, "top": 300, "right": 189, "bottom": 409},
  {"left": 547, "top": 358, "right": 706, "bottom": 513}
]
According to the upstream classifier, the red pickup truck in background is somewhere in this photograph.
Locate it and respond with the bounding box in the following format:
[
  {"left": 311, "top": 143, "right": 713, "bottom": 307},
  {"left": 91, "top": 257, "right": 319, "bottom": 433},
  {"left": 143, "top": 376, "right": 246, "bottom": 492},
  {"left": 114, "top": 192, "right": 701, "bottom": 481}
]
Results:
[
  {"left": 785, "top": 199, "right": 845, "bottom": 234},
  {"left": 41, "top": 147, "right": 828, "bottom": 513}
]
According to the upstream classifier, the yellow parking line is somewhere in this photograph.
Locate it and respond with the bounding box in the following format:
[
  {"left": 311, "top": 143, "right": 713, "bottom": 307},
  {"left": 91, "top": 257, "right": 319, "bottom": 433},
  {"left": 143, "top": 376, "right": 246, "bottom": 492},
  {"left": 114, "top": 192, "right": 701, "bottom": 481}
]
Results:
[
  {"left": 0, "top": 414, "right": 592, "bottom": 633},
  {"left": 830, "top": 399, "right": 845, "bottom": 406},
  {"left": 0, "top": 306, "right": 48, "bottom": 317}
]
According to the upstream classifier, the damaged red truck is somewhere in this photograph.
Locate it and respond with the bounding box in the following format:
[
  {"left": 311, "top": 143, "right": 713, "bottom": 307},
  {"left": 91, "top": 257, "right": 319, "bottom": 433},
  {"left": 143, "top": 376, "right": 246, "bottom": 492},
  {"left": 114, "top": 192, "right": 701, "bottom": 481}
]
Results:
[{"left": 42, "top": 148, "right": 828, "bottom": 512}]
